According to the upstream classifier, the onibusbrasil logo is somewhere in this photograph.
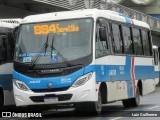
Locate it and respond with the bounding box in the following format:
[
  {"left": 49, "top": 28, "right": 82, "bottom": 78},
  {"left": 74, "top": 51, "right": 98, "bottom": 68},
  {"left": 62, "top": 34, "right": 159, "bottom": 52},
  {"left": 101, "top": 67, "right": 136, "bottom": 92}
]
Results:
[{"left": 2, "top": 112, "right": 42, "bottom": 118}]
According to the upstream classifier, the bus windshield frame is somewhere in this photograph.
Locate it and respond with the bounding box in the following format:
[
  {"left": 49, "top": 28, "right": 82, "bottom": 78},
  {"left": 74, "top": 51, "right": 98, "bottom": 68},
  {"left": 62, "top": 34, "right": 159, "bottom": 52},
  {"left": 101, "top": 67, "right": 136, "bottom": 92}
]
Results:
[{"left": 14, "top": 18, "right": 94, "bottom": 67}]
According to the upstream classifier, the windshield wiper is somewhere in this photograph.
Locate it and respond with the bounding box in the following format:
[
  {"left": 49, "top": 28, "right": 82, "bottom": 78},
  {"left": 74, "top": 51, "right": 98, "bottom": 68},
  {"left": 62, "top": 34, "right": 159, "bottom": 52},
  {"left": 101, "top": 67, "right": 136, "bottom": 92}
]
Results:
[
  {"left": 29, "top": 34, "right": 49, "bottom": 69},
  {"left": 51, "top": 36, "right": 72, "bottom": 67}
]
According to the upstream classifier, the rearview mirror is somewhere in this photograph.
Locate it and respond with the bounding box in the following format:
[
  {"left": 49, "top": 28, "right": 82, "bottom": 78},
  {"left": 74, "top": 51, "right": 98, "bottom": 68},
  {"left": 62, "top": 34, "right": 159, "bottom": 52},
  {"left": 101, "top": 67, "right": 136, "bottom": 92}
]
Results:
[{"left": 99, "top": 26, "right": 107, "bottom": 41}]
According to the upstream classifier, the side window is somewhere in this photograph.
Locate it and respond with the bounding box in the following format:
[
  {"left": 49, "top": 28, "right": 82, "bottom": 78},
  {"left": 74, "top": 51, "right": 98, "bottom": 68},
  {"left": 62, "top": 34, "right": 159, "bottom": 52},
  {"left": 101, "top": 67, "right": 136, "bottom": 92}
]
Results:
[
  {"left": 154, "top": 49, "right": 159, "bottom": 65},
  {"left": 122, "top": 26, "right": 133, "bottom": 54},
  {"left": 0, "top": 35, "right": 7, "bottom": 62},
  {"left": 7, "top": 31, "right": 15, "bottom": 60},
  {"left": 111, "top": 23, "right": 123, "bottom": 54},
  {"left": 95, "top": 18, "right": 109, "bottom": 58},
  {"left": 141, "top": 30, "right": 152, "bottom": 56},
  {"left": 132, "top": 28, "right": 143, "bottom": 55},
  {"left": 147, "top": 31, "right": 152, "bottom": 56}
]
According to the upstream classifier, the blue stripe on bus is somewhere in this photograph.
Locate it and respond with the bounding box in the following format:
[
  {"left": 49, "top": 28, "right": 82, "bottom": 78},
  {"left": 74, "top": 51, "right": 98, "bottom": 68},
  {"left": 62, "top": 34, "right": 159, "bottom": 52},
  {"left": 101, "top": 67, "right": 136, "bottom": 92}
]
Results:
[
  {"left": 13, "top": 56, "right": 159, "bottom": 98},
  {"left": 126, "top": 56, "right": 133, "bottom": 97},
  {"left": 118, "top": 13, "right": 132, "bottom": 24},
  {"left": 95, "top": 56, "right": 134, "bottom": 97},
  {"left": 118, "top": 13, "right": 124, "bottom": 16},
  {"left": 13, "top": 65, "right": 159, "bottom": 84},
  {"left": 94, "top": 65, "right": 158, "bottom": 81},
  {"left": 13, "top": 65, "right": 94, "bottom": 90},
  {"left": 124, "top": 17, "right": 131, "bottom": 24},
  {"left": 0, "top": 74, "right": 13, "bottom": 90}
]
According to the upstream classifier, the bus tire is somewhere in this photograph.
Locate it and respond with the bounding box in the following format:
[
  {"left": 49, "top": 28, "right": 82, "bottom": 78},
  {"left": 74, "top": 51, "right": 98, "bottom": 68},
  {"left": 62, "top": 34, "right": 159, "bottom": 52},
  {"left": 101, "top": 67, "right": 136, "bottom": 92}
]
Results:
[
  {"left": 122, "top": 99, "right": 130, "bottom": 108},
  {"left": 0, "top": 88, "right": 4, "bottom": 107},
  {"left": 130, "top": 87, "right": 140, "bottom": 107},
  {"left": 92, "top": 91, "right": 102, "bottom": 114},
  {"left": 75, "top": 91, "right": 102, "bottom": 115}
]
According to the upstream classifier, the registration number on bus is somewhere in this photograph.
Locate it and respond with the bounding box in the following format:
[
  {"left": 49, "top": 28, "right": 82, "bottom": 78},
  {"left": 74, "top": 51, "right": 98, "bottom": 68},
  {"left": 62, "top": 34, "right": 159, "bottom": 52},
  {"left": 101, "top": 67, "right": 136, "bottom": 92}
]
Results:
[{"left": 44, "top": 97, "right": 58, "bottom": 103}]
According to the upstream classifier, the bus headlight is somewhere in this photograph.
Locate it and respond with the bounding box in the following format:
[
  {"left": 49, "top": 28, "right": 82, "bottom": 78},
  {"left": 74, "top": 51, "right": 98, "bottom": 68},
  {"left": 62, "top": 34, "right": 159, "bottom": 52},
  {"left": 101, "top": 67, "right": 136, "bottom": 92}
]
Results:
[
  {"left": 13, "top": 79, "right": 30, "bottom": 91},
  {"left": 72, "top": 72, "right": 93, "bottom": 87}
]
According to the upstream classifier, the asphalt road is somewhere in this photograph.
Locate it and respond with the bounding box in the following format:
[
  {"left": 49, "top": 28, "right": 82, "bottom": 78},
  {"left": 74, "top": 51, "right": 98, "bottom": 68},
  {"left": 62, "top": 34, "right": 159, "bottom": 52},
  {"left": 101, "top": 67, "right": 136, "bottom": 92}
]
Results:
[{"left": 1, "top": 86, "right": 160, "bottom": 120}]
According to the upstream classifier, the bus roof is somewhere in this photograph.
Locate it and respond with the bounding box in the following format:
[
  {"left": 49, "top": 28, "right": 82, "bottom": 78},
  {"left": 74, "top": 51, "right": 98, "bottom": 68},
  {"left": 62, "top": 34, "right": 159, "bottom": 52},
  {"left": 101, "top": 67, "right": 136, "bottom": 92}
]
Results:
[
  {"left": 0, "top": 19, "right": 22, "bottom": 28},
  {"left": 0, "top": 21, "right": 16, "bottom": 28},
  {"left": 23, "top": 9, "right": 150, "bottom": 29},
  {"left": 0, "top": 19, "right": 22, "bottom": 24}
]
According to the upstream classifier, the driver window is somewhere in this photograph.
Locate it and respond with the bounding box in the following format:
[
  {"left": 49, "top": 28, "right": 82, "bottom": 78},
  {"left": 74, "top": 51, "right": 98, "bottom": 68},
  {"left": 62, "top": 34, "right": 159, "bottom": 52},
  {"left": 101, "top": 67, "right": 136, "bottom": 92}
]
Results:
[{"left": 96, "top": 18, "right": 109, "bottom": 58}]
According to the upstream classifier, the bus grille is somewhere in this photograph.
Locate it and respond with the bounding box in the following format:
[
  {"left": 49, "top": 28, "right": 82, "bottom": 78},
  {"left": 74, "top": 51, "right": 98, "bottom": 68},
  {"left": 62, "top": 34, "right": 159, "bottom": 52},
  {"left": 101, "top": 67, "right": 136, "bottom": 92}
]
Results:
[
  {"left": 31, "top": 87, "right": 69, "bottom": 93},
  {"left": 29, "top": 94, "right": 73, "bottom": 102},
  {"left": 20, "top": 65, "right": 83, "bottom": 78}
]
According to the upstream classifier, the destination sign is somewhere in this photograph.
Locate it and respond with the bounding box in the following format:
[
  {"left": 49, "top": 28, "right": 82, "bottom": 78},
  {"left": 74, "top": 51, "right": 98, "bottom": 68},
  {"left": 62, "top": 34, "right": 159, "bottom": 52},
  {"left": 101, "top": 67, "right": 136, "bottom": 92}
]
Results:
[{"left": 34, "top": 24, "right": 79, "bottom": 35}]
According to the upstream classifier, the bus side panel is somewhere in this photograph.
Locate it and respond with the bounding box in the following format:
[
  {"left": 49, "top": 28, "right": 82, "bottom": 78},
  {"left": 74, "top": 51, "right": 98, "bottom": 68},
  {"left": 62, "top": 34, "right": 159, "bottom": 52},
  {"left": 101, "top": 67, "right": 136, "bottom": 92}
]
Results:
[
  {"left": 4, "top": 90, "right": 15, "bottom": 105},
  {"left": 116, "top": 81, "right": 128, "bottom": 100},
  {"left": 95, "top": 55, "right": 158, "bottom": 101},
  {"left": 95, "top": 56, "right": 111, "bottom": 82},
  {"left": 142, "top": 79, "right": 155, "bottom": 95},
  {"left": 154, "top": 78, "right": 159, "bottom": 85},
  {"left": 106, "top": 81, "right": 128, "bottom": 101},
  {"left": 106, "top": 82, "right": 117, "bottom": 102},
  {"left": 154, "top": 55, "right": 160, "bottom": 85},
  {"left": 134, "top": 57, "right": 158, "bottom": 95},
  {"left": 134, "top": 57, "right": 154, "bottom": 79},
  {"left": 95, "top": 56, "right": 117, "bottom": 101},
  {"left": 95, "top": 56, "right": 134, "bottom": 101},
  {"left": 0, "top": 63, "right": 15, "bottom": 105}
]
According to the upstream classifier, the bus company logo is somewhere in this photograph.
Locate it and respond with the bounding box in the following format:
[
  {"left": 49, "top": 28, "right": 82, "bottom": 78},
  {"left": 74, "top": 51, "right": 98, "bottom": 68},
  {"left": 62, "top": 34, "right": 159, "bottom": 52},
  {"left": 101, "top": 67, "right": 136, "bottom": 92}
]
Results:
[
  {"left": 47, "top": 83, "right": 52, "bottom": 88},
  {"left": 2, "top": 112, "right": 11, "bottom": 117}
]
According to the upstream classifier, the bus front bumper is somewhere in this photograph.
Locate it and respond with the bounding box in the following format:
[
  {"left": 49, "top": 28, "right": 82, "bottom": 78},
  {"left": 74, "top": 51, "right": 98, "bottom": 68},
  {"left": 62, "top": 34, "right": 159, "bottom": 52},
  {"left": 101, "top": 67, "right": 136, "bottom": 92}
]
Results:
[{"left": 13, "top": 75, "right": 98, "bottom": 106}]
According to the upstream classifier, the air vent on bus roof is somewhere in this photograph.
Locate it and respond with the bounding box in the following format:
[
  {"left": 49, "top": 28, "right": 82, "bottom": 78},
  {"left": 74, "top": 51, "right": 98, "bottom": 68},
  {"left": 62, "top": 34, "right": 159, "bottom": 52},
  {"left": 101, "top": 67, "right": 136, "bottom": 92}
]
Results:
[{"left": 0, "top": 19, "right": 22, "bottom": 24}]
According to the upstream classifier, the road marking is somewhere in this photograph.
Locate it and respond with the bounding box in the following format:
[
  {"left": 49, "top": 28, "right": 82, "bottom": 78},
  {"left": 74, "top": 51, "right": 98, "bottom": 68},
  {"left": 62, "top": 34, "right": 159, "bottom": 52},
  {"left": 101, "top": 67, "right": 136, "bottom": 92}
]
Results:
[
  {"left": 110, "top": 117, "right": 122, "bottom": 120},
  {"left": 147, "top": 106, "right": 159, "bottom": 110}
]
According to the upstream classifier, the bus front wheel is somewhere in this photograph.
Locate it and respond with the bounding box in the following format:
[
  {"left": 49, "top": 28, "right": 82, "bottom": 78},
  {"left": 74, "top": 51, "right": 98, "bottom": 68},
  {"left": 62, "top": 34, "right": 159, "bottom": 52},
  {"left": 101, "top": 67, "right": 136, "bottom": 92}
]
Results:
[
  {"left": 93, "top": 91, "right": 102, "bottom": 114},
  {"left": 75, "top": 91, "right": 102, "bottom": 115}
]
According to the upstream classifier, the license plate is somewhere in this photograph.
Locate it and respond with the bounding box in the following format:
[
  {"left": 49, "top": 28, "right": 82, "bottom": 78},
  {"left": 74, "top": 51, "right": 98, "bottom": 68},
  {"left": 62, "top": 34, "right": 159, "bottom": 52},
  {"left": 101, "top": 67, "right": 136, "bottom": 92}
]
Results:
[{"left": 44, "top": 97, "right": 58, "bottom": 103}]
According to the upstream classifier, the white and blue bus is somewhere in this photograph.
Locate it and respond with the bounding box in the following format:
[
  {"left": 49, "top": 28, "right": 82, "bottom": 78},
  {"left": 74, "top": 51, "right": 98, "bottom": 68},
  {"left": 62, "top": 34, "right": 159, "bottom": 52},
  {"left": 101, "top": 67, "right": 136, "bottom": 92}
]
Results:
[
  {"left": 0, "top": 20, "right": 21, "bottom": 107},
  {"left": 13, "top": 9, "right": 159, "bottom": 114}
]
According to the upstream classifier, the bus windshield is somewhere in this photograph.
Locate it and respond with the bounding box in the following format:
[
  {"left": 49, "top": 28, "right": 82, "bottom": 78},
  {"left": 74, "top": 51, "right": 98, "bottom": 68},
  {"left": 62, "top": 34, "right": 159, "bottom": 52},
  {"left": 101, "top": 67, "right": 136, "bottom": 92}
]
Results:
[{"left": 15, "top": 18, "right": 93, "bottom": 65}]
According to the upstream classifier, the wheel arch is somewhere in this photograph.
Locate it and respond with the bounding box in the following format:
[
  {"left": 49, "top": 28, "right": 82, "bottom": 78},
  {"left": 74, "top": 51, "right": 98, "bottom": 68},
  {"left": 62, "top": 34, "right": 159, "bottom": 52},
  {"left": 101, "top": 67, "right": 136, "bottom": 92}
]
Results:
[
  {"left": 99, "top": 82, "right": 107, "bottom": 104},
  {"left": 0, "top": 86, "right": 4, "bottom": 106},
  {"left": 137, "top": 80, "right": 142, "bottom": 96}
]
